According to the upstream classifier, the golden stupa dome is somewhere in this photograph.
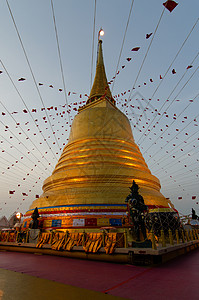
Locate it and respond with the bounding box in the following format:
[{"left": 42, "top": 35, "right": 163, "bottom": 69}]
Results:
[{"left": 24, "top": 40, "right": 175, "bottom": 230}]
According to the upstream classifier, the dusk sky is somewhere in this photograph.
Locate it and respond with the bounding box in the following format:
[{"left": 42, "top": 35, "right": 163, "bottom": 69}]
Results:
[{"left": 0, "top": 0, "right": 198, "bottom": 218}]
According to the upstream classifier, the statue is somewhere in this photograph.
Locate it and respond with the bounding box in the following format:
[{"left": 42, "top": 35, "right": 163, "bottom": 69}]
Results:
[
  {"left": 125, "top": 181, "right": 148, "bottom": 241},
  {"left": 192, "top": 208, "right": 199, "bottom": 220},
  {"left": 29, "top": 207, "right": 40, "bottom": 229}
]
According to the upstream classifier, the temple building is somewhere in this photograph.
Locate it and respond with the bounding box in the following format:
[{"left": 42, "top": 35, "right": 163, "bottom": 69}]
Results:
[{"left": 23, "top": 40, "right": 178, "bottom": 231}]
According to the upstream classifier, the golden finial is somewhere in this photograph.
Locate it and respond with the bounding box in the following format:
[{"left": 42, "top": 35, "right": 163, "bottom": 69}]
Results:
[{"left": 88, "top": 30, "right": 115, "bottom": 105}]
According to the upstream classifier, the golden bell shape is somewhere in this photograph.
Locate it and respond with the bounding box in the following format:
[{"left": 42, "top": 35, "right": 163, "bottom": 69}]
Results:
[{"left": 24, "top": 40, "right": 176, "bottom": 230}]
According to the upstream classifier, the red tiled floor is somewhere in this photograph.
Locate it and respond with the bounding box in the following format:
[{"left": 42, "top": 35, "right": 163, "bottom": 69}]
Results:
[
  {"left": 0, "top": 251, "right": 146, "bottom": 291},
  {"left": 0, "top": 249, "right": 199, "bottom": 299}
]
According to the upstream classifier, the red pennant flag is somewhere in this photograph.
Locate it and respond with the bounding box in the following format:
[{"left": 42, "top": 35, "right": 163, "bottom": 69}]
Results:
[
  {"left": 163, "top": 1, "right": 178, "bottom": 13},
  {"left": 131, "top": 47, "right": 140, "bottom": 51},
  {"left": 146, "top": 33, "right": 153, "bottom": 39},
  {"left": 192, "top": 196, "right": 196, "bottom": 200},
  {"left": 49, "top": 85, "right": 53, "bottom": 88},
  {"left": 186, "top": 65, "right": 193, "bottom": 70}
]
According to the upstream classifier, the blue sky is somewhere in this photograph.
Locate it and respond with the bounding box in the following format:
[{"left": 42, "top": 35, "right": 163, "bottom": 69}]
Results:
[{"left": 0, "top": 0, "right": 198, "bottom": 218}]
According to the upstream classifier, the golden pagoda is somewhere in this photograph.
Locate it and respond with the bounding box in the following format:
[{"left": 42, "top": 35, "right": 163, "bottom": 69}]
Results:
[{"left": 23, "top": 40, "right": 177, "bottom": 231}]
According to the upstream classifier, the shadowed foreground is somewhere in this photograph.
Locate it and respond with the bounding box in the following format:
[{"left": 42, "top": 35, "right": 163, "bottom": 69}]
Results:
[{"left": 0, "top": 249, "right": 199, "bottom": 299}]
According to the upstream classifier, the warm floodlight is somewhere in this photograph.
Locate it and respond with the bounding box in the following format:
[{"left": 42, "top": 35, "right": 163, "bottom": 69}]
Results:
[
  {"left": 99, "top": 29, "right": 104, "bottom": 36},
  {"left": 98, "top": 28, "right": 104, "bottom": 40},
  {"left": 16, "top": 212, "right": 21, "bottom": 219}
]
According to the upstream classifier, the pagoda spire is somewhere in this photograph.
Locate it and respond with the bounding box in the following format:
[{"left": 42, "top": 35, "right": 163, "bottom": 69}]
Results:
[{"left": 88, "top": 39, "right": 115, "bottom": 104}]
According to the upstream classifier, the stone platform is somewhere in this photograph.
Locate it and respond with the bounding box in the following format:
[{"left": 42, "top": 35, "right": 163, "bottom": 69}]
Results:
[{"left": 0, "top": 240, "right": 198, "bottom": 265}]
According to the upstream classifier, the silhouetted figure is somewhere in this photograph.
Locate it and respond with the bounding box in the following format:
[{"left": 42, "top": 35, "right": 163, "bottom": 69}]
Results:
[
  {"left": 192, "top": 208, "right": 199, "bottom": 220},
  {"left": 29, "top": 207, "right": 40, "bottom": 229},
  {"left": 125, "top": 181, "right": 148, "bottom": 241}
]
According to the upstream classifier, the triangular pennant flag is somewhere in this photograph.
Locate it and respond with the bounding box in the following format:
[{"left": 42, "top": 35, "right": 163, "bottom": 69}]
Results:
[
  {"left": 146, "top": 32, "right": 153, "bottom": 39},
  {"left": 163, "top": 1, "right": 178, "bottom": 13},
  {"left": 9, "top": 190, "right": 15, "bottom": 195},
  {"left": 131, "top": 47, "right": 140, "bottom": 51}
]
